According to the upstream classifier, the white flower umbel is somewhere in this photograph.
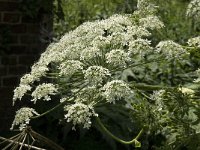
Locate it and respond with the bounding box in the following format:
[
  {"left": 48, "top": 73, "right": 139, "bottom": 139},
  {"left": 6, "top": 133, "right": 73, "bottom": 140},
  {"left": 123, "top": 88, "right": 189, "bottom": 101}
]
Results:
[
  {"left": 59, "top": 60, "right": 83, "bottom": 76},
  {"left": 75, "top": 86, "right": 99, "bottom": 102},
  {"left": 128, "top": 38, "right": 153, "bottom": 57},
  {"left": 102, "top": 80, "right": 133, "bottom": 104},
  {"left": 187, "top": 36, "right": 200, "bottom": 48},
  {"left": 178, "top": 87, "right": 195, "bottom": 96},
  {"left": 137, "top": 0, "right": 158, "bottom": 16},
  {"left": 31, "top": 83, "right": 58, "bottom": 104},
  {"left": 11, "top": 107, "right": 39, "bottom": 131},
  {"left": 84, "top": 66, "right": 111, "bottom": 86},
  {"left": 156, "top": 40, "right": 188, "bottom": 59},
  {"left": 194, "top": 68, "right": 200, "bottom": 83},
  {"left": 139, "top": 15, "right": 164, "bottom": 30},
  {"left": 20, "top": 74, "right": 35, "bottom": 85},
  {"left": 31, "top": 63, "right": 49, "bottom": 79},
  {"left": 80, "top": 46, "right": 102, "bottom": 61},
  {"left": 13, "top": 84, "right": 31, "bottom": 105},
  {"left": 105, "top": 49, "right": 130, "bottom": 67},
  {"left": 186, "top": 0, "right": 200, "bottom": 20},
  {"left": 19, "top": 64, "right": 49, "bottom": 86},
  {"left": 64, "top": 103, "right": 98, "bottom": 130},
  {"left": 127, "top": 25, "right": 151, "bottom": 38},
  {"left": 150, "top": 90, "right": 166, "bottom": 111}
]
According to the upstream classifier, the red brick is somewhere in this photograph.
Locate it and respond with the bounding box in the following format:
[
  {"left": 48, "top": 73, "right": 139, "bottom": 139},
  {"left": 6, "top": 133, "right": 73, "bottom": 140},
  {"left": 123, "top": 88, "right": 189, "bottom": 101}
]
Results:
[
  {"left": 26, "top": 24, "right": 40, "bottom": 34},
  {"left": 0, "top": 2, "right": 19, "bottom": 11},
  {"left": 18, "top": 55, "right": 36, "bottom": 65},
  {"left": 9, "top": 45, "right": 28, "bottom": 54},
  {"left": 8, "top": 65, "right": 27, "bottom": 75},
  {"left": 21, "top": 16, "right": 40, "bottom": 23},
  {"left": 0, "top": 66, "right": 7, "bottom": 76},
  {"left": 20, "top": 34, "right": 39, "bottom": 44},
  {"left": 3, "top": 12, "right": 21, "bottom": 23},
  {"left": 1, "top": 55, "right": 18, "bottom": 65},
  {"left": 2, "top": 76, "right": 19, "bottom": 86},
  {"left": 11, "top": 24, "right": 26, "bottom": 33},
  {"left": 9, "top": 35, "right": 19, "bottom": 44},
  {"left": 0, "top": 87, "right": 13, "bottom": 100},
  {"left": 0, "top": 13, "right": 2, "bottom": 22}
]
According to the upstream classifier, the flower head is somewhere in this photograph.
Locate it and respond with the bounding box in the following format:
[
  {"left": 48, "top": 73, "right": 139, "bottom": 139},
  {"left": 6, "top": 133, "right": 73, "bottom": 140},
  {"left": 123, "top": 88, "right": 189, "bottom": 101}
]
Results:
[
  {"left": 156, "top": 40, "right": 188, "bottom": 59},
  {"left": 139, "top": 15, "right": 164, "bottom": 30},
  {"left": 31, "top": 83, "right": 58, "bottom": 104},
  {"left": 11, "top": 107, "right": 39, "bottom": 131},
  {"left": 59, "top": 60, "right": 83, "bottom": 76},
  {"left": 186, "top": 0, "right": 200, "bottom": 20},
  {"left": 105, "top": 49, "right": 130, "bottom": 67},
  {"left": 84, "top": 66, "right": 111, "bottom": 86},
  {"left": 80, "top": 46, "right": 102, "bottom": 61},
  {"left": 128, "top": 38, "right": 153, "bottom": 57},
  {"left": 13, "top": 85, "right": 31, "bottom": 105},
  {"left": 187, "top": 36, "right": 200, "bottom": 48},
  {"left": 102, "top": 80, "right": 133, "bottom": 103},
  {"left": 64, "top": 103, "right": 98, "bottom": 130}
]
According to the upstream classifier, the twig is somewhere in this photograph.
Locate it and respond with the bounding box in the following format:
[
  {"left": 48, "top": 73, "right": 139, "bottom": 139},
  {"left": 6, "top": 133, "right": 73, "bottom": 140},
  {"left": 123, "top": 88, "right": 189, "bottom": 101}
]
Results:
[{"left": 0, "top": 136, "right": 46, "bottom": 150}]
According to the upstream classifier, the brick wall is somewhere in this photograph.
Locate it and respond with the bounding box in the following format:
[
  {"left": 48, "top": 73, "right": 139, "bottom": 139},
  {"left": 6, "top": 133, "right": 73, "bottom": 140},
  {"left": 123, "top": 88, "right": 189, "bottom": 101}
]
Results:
[{"left": 0, "top": 0, "right": 52, "bottom": 132}]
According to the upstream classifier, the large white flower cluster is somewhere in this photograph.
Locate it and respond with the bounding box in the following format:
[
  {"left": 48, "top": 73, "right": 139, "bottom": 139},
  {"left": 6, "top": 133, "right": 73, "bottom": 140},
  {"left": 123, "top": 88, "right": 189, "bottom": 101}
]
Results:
[
  {"left": 194, "top": 68, "right": 200, "bottom": 83},
  {"left": 187, "top": 36, "right": 200, "bottom": 48},
  {"left": 84, "top": 66, "right": 111, "bottom": 86},
  {"left": 31, "top": 83, "right": 58, "bottom": 104},
  {"left": 102, "top": 80, "right": 133, "bottom": 104},
  {"left": 186, "top": 0, "right": 200, "bottom": 20},
  {"left": 156, "top": 40, "right": 188, "bottom": 59},
  {"left": 11, "top": 107, "right": 39, "bottom": 131},
  {"left": 12, "top": 0, "right": 193, "bottom": 131},
  {"left": 105, "top": 49, "right": 130, "bottom": 67},
  {"left": 59, "top": 60, "right": 83, "bottom": 76},
  {"left": 64, "top": 103, "right": 98, "bottom": 130}
]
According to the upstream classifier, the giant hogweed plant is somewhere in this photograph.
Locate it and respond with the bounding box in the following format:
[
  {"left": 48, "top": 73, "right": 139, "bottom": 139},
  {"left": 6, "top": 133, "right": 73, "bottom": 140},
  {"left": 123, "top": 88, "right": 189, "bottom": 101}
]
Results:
[{"left": 2, "top": 0, "right": 200, "bottom": 149}]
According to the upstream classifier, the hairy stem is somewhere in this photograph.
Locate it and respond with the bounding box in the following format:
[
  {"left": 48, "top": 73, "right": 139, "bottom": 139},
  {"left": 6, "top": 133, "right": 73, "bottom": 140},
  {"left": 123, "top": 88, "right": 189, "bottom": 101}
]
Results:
[{"left": 95, "top": 117, "right": 144, "bottom": 145}]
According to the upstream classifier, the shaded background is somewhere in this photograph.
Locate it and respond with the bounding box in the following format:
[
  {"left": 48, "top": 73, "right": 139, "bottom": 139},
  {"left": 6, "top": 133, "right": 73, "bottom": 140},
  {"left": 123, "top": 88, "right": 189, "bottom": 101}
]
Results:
[{"left": 0, "top": 0, "right": 53, "bottom": 132}]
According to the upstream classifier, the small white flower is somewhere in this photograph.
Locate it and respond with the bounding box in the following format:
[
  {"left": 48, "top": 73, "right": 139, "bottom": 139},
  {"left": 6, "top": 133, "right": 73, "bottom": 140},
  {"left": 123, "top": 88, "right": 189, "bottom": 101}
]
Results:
[
  {"left": 186, "top": 0, "right": 200, "bottom": 20},
  {"left": 178, "top": 87, "right": 195, "bottom": 96},
  {"left": 127, "top": 25, "right": 151, "bottom": 38},
  {"left": 10, "top": 107, "right": 39, "bottom": 131},
  {"left": 194, "top": 68, "right": 200, "bottom": 83},
  {"left": 80, "top": 46, "right": 102, "bottom": 60},
  {"left": 139, "top": 15, "right": 164, "bottom": 30},
  {"left": 156, "top": 40, "right": 188, "bottom": 59},
  {"left": 187, "top": 36, "right": 200, "bottom": 48},
  {"left": 105, "top": 49, "right": 130, "bottom": 67},
  {"left": 102, "top": 80, "right": 133, "bottom": 103},
  {"left": 60, "top": 97, "right": 67, "bottom": 103},
  {"left": 64, "top": 103, "right": 98, "bottom": 130},
  {"left": 20, "top": 74, "right": 35, "bottom": 85},
  {"left": 31, "top": 63, "right": 49, "bottom": 82},
  {"left": 150, "top": 90, "right": 165, "bottom": 111},
  {"left": 84, "top": 66, "right": 111, "bottom": 86},
  {"left": 76, "top": 86, "right": 98, "bottom": 99},
  {"left": 13, "top": 84, "right": 31, "bottom": 105},
  {"left": 128, "top": 38, "right": 153, "bottom": 56},
  {"left": 59, "top": 60, "right": 83, "bottom": 76},
  {"left": 137, "top": 0, "right": 158, "bottom": 16},
  {"left": 31, "top": 83, "right": 58, "bottom": 104}
]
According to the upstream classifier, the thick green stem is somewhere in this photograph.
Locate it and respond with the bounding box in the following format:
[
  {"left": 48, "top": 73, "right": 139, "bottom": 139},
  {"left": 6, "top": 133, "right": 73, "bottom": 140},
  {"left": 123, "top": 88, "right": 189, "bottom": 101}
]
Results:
[
  {"left": 131, "top": 83, "right": 174, "bottom": 91},
  {"left": 95, "top": 117, "right": 144, "bottom": 145}
]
